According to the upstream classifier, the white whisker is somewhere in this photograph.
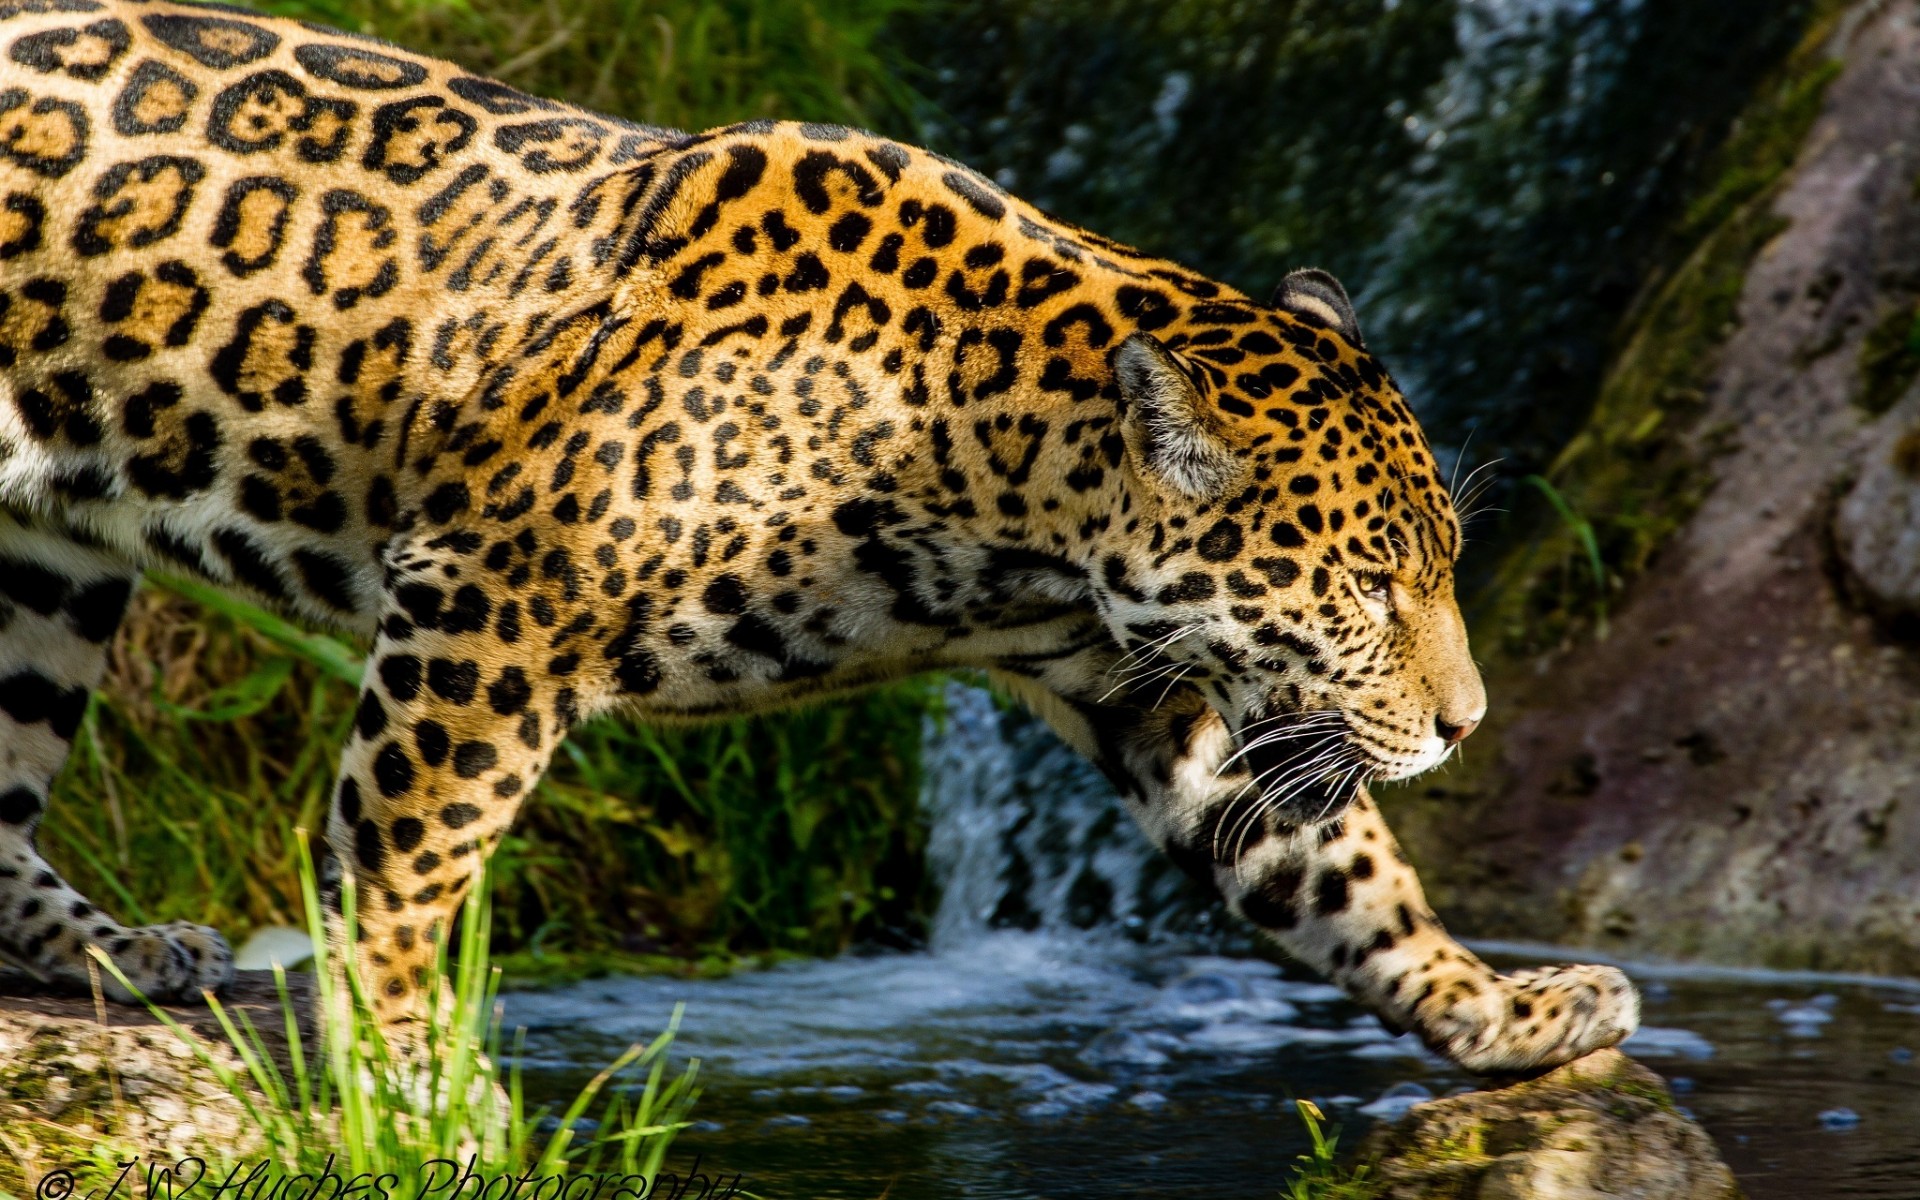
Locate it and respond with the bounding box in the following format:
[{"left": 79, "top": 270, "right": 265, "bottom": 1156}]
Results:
[
  {"left": 1447, "top": 428, "right": 1480, "bottom": 496},
  {"left": 1102, "top": 622, "right": 1202, "bottom": 679},
  {"left": 1216, "top": 738, "right": 1354, "bottom": 862},
  {"left": 1318, "top": 760, "right": 1372, "bottom": 822},
  {"left": 1151, "top": 663, "right": 1196, "bottom": 709},
  {"left": 1230, "top": 751, "right": 1352, "bottom": 867},
  {"left": 1211, "top": 710, "right": 1345, "bottom": 778},
  {"left": 1099, "top": 654, "right": 1197, "bottom": 704}
]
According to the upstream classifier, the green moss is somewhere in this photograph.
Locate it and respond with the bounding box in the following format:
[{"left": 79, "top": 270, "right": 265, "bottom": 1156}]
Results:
[
  {"left": 1608, "top": 1077, "right": 1681, "bottom": 1114},
  {"left": 0, "top": 1135, "right": 150, "bottom": 1199},
  {"left": 1477, "top": 2, "right": 1852, "bottom": 656},
  {"left": 0, "top": 1045, "right": 154, "bottom": 1198},
  {"left": 1857, "top": 302, "right": 1920, "bottom": 414},
  {"left": 1391, "top": 1122, "right": 1491, "bottom": 1171}
]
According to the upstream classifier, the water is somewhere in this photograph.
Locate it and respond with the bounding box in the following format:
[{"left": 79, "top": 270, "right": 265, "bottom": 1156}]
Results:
[
  {"left": 919, "top": 687, "right": 1213, "bottom": 946},
  {"left": 508, "top": 687, "right": 1920, "bottom": 1198}
]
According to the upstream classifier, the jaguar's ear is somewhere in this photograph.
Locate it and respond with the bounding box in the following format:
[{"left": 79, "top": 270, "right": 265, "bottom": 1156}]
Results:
[
  {"left": 1272, "top": 268, "right": 1365, "bottom": 349},
  {"left": 1113, "top": 332, "right": 1238, "bottom": 500}
]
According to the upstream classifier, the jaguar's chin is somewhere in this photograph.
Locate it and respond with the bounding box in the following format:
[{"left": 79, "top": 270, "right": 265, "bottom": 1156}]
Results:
[{"left": 1358, "top": 738, "right": 1454, "bottom": 784}]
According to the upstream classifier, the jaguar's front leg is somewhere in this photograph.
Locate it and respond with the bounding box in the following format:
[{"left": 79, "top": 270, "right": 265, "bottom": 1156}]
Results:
[
  {"left": 1217, "top": 784, "right": 1638, "bottom": 1073},
  {"left": 324, "top": 542, "right": 578, "bottom": 1056},
  {"left": 996, "top": 673, "right": 1638, "bottom": 1075}
]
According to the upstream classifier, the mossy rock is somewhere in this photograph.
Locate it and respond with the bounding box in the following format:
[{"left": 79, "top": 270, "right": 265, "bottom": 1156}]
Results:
[
  {"left": 0, "top": 971, "right": 306, "bottom": 1194},
  {"left": 1359, "top": 1050, "right": 1743, "bottom": 1200}
]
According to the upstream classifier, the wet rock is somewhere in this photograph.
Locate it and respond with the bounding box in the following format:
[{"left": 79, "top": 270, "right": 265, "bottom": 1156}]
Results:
[
  {"left": 1360, "top": 1050, "right": 1742, "bottom": 1200},
  {"left": 0, "top": 970, "right": 308, "bottom": 1193}
]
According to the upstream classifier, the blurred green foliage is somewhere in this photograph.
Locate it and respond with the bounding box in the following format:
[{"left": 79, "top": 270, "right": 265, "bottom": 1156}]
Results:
[{"left": 256, "top": 0, "right": 921, "bottom": 134}]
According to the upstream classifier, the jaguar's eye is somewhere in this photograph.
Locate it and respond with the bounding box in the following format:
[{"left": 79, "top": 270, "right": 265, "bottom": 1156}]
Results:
[{"left": 1356, "top": 572, "right": 1393, "bottom": 605}]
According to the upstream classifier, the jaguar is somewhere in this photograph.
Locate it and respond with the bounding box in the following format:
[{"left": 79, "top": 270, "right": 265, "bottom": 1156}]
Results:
[{"left": 0, "top": 0, "right": 1638, "bottom": 1074}]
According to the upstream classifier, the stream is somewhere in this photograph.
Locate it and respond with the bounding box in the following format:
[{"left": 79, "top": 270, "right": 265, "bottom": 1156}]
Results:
[{"left": 508, "top": 688, "right": 1920, "bottom": 1199}]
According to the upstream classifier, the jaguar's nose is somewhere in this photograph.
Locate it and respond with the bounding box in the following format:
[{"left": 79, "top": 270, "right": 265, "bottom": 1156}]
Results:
[{"left": 1435, "top": 715, "right": 1479, "bottom": 745}]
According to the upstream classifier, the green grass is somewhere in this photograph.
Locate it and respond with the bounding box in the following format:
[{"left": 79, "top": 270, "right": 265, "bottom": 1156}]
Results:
[
  {"left": 1282, "top": 1101, "right": 1378, "bottom": 1200},
  {"left": 34, "top": 0, "right": 940, "bottom": 975},
  {"left": 252, "top": 0, "right": 923, "bottom": 135},
  {"left": 1, "top": 839, "right": 699, "bottom": 1198}
]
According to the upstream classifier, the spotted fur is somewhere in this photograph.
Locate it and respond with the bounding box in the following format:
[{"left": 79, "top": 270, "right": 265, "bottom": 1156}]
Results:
[{"left": 0, "top": 0, "right": 1635, "bottom": 1073}]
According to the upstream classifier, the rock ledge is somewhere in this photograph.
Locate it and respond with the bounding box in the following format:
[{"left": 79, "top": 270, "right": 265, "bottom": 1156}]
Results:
[{"left": 0, "top": 971, "right": 307, "bottom": 1191}]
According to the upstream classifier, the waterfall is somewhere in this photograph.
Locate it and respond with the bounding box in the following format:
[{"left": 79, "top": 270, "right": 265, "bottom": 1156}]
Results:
[
  {"left": 1363, "top": 0, "right": 1653, "bottom": 445},
  {"left": 919, "top": 683, "right": 1222, "bottom": 949}
]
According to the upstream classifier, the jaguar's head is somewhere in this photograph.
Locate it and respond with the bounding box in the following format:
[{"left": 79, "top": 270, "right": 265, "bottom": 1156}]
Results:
[{"left": 1094, "top": 269, "right": 1484, "bottom": 820}]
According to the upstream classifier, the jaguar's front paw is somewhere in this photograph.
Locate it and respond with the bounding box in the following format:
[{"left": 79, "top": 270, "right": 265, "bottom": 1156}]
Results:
[
  {"left": 99, "top": 921, "right": 234, "bottom": 1002},
  {"left": 1419, "top": 963, "right": 1639, "bottom": 1075}
]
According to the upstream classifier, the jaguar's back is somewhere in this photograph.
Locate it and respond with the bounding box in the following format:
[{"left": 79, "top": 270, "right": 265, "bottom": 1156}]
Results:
[{"left": 0, "top": 0, "right": 674, "bottom": 625}]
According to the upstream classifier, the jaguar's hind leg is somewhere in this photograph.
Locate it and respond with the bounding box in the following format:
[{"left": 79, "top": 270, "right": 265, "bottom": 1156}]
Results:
[{"left": 0, "top": 514, "right": 232, "bottom": 1000}]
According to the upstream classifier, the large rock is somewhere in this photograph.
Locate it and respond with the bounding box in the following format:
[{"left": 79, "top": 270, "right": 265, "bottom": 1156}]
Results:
[{"left": 1360, "top": 1050, "right": 1743, "bottom": 1200}]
